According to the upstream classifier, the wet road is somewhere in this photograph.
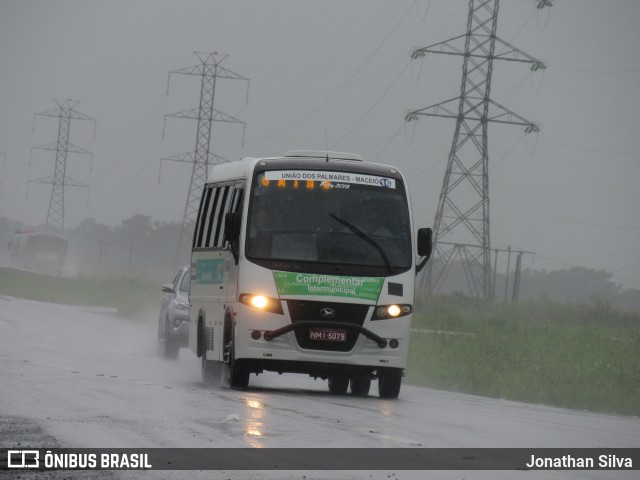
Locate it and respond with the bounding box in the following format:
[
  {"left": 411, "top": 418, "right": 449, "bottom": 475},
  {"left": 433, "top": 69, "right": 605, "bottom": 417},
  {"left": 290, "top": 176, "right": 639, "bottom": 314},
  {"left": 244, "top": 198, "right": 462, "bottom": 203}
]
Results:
[{"left": 1, "top": 296, "right": 638, "bottom": 479}]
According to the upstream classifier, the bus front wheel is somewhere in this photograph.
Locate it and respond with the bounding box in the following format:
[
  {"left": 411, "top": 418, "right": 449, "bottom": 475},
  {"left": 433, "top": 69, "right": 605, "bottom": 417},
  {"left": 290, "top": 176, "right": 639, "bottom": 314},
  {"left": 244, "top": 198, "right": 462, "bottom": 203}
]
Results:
[
  {"left": 378, "top": 368, "right": 402, "bottom": 399},
  {"left": 224, "top": 320, "right": 249, "bottom": 390},
  {"left": 227, "top": 343, "right": 249, "bottom": 389}
]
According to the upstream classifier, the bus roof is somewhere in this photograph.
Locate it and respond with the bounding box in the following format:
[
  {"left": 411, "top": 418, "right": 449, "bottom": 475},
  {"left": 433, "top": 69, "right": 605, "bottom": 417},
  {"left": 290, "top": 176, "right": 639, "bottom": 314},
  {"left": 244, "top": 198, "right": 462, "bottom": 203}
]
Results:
[
  {"left": 206, "top": 152, "right": 401, "bottom": 184},
  {"left": 283, "top": 150, "right": 363, "bottom": 162}
]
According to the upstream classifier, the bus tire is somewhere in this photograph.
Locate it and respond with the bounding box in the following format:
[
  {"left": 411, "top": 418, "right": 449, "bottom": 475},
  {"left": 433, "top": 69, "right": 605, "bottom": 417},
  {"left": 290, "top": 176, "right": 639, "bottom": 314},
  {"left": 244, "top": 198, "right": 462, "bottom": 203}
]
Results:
[
  {"left": 350, "top": 376, "right": 371, "bottom": 396},
  {"left": 228, "top": 343, "right": 250, "bottom": 389},
  {"left": 224, "top": 319, "right": 249, "bottom": 389},
  {"left": 378, "top": 368, "right": 402, "bottom": 399},
  {"left": 328, "top": 374, "right": 349, "bottom": 395}
]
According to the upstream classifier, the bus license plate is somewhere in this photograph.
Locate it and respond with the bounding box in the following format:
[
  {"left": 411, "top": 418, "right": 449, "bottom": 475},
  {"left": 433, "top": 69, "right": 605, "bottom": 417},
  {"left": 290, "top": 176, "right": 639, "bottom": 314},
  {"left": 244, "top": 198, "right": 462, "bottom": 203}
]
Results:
[{"left": 309, "top": 328, "right": 346, "bottom": 342}]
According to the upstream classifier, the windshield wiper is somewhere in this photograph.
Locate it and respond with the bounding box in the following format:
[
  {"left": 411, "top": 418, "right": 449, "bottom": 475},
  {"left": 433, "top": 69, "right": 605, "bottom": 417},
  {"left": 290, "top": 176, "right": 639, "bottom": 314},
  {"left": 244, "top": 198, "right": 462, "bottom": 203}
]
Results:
[{"left": 328, "top": 213, "right": 393, "bottom": 273}]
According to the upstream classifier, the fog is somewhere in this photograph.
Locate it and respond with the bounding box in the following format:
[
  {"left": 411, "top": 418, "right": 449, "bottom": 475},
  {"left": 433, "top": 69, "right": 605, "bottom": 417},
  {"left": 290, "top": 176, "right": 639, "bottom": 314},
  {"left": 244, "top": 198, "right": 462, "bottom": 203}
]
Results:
[{"left": 0, "top": 0, "right": 639, "bottom": 291}]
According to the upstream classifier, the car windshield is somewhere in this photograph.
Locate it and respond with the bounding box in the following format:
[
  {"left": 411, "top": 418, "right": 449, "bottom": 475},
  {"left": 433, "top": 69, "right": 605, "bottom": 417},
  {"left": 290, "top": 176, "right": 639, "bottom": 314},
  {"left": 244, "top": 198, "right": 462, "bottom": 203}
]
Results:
[
  {"left": 179, "top": 271, "right": 190, "bottom": 293},
  {"left": 245, "top": 169, "right": 412, "bottom": 275}
]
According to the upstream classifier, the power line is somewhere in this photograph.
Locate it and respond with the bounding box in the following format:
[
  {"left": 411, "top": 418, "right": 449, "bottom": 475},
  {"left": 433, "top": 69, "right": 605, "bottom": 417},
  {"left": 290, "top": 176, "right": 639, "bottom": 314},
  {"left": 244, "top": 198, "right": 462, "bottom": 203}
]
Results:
[
  {"left": 542, "top": 138, "right": 640, "bottom": 208},
  {"left": 492, "top": 186, "right": 640, "bottom": 230},
  {"left": 547, "top": 71, "right": 640, "bottom": 137},
  {"left": 334, "top": 61, "right": 412, "bottom": 147},
  {"left": 550, "top": 64, "right": 640, "bottom": 74},
  {"left": 250, "top": 0, "right": 417, "bottom": 144},
  {"left": 257, "top": 0, "right": 401, "bottom": 94},
  {"left": 542, "top": 136, "right": 640, "bottom": 156},
  {"left": 89, "top": 92, "right": 167, "bottom": 179},
  {"left": 552, "top": 5, "right": 640, "bottom": 69}
]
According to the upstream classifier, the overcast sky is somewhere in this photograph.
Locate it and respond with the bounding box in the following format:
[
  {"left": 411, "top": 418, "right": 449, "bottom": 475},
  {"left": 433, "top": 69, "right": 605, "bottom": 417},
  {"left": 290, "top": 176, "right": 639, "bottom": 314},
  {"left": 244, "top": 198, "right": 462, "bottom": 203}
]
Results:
[{"left": 0, "top": 0, "right": 639, "bottom": 288}]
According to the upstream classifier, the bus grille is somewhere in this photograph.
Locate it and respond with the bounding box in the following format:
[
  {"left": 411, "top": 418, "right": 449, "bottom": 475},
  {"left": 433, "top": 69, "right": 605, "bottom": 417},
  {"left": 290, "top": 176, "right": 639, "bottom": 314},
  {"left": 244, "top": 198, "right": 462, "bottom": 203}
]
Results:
[{"left": 286, "top": 300, "right": 369, "bottom": 352}]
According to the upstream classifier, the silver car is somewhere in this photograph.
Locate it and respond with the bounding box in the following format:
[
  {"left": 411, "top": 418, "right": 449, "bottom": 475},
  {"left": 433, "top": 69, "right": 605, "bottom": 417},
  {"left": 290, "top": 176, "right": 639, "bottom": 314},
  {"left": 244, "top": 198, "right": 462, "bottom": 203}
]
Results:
[{"left": 157, "top": 266, "right": 190, "bottom": 359}]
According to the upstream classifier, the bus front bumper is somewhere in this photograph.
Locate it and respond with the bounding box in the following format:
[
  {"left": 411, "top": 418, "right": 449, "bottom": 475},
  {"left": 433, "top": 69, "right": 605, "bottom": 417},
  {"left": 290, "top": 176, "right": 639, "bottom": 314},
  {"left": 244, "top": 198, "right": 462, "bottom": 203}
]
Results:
[{"left": 263, "top": 320, "right": 388, "bottom": 348}]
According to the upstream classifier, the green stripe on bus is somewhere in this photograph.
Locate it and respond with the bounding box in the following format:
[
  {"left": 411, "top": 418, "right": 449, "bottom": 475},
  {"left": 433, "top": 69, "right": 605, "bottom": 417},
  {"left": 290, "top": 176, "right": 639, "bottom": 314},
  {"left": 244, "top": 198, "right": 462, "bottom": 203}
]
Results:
[{"left": 273, "top": 271, "right": 383, "bottom": 301}]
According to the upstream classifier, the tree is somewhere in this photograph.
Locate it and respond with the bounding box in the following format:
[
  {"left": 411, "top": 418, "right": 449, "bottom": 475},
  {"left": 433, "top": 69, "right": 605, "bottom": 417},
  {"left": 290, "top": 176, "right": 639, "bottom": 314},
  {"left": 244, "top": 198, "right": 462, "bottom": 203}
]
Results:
[
  {"left": 114, "top": 214, "right": 153, "bottom": 242},
  {"left": 520, "top": 267, "right": 621, "bottom": 304}
]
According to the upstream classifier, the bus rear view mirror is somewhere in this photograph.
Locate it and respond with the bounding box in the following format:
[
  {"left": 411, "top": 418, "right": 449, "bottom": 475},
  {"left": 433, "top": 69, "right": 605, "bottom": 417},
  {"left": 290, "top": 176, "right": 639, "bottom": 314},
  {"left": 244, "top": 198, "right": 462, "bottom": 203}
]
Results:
[
  {"left": 417, "top": 227, "right": 432, "bottom": 259},
  {"left": 415, "top": 227, "right": 432, "bottom": 274}
]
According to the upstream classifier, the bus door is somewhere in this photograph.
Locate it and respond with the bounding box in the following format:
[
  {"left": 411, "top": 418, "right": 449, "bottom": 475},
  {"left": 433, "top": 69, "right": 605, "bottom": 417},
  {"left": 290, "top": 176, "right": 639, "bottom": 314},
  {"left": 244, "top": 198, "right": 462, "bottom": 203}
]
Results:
[{"left": 190, "top": 180, "right": 245, "bottom": 361}]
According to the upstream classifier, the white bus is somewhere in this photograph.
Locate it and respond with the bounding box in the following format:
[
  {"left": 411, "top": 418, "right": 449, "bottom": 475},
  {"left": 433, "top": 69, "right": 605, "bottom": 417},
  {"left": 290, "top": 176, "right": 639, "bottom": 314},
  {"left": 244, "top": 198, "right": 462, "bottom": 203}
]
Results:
[{"left": 188, "top": 151, "right": 432, "bottom": 399}]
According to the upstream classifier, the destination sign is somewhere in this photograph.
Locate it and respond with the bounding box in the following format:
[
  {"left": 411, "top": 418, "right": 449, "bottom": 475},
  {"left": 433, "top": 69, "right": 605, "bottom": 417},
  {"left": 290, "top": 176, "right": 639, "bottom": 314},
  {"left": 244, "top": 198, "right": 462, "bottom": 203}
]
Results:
[{"left": 263, "top": 170, "right": 396, "bottom": 189}]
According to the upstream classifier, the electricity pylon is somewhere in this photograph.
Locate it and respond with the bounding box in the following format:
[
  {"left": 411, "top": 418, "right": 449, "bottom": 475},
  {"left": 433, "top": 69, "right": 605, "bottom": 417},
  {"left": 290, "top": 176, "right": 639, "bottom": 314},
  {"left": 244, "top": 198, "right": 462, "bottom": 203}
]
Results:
[
  {"left": 162, "top": 52, "right": 248, "bottom": 265},
  {"left": 29, "top": 99, "right": 95, "bottom": 231},
  {"left": 405, "top": 0, "right": 547, "bottom": 297}
]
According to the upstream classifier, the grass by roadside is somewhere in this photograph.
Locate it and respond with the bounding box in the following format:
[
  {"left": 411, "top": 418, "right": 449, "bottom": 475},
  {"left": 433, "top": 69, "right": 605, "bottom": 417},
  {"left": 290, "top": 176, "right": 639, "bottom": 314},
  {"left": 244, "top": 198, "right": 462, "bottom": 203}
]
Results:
[
  {"left": 0, "top": 266, "right": 157, "bottom": 316},
  {"left": 407, "top": 294, "right": 640, "bottom": 416}
]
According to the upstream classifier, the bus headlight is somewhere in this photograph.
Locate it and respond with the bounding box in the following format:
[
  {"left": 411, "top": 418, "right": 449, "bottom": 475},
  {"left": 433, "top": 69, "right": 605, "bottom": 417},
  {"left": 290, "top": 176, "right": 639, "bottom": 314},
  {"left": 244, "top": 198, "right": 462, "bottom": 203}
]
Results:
[
  {"left": 372, "top": 304, "right": 412, "bottom": 320},
  {"left": 251, "top": 295, "right": 268, "bottom": 309},
  {"left": 387, "top": 305, "right": 402, "bottom": 317},
  {"left": 239, "top": 293, "right": 284, "bottom": 315}
]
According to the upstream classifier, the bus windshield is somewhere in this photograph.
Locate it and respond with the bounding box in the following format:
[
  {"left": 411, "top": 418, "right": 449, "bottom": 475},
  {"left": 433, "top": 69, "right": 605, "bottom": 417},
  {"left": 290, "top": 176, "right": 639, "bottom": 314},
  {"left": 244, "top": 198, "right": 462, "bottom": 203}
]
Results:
[{"left": 246, "top": 169, "right": 412, "bottom": 276}]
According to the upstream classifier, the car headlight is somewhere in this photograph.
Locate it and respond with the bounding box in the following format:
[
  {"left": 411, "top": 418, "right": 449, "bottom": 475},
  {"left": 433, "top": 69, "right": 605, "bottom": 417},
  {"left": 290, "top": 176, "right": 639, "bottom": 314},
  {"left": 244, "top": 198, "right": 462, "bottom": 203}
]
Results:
[
  {"left": 372, "top": 304, "right": 412, "bottom": 320},
  {"left": 239, "top": 293, "right": 283, "bottom": 315},
  {"left": 175, "top": 301, "right": 189, "bottom": 311}
]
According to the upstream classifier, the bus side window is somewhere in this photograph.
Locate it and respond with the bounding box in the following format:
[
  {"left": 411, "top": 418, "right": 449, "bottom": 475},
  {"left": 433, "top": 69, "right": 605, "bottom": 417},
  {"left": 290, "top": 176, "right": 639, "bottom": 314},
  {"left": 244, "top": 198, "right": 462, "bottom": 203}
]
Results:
[
  {"left": 194, "top": 183, "right": 245, "bottom": 250},
  {"left": 225, "top": 187, "right": 245, "bottom": 245}
]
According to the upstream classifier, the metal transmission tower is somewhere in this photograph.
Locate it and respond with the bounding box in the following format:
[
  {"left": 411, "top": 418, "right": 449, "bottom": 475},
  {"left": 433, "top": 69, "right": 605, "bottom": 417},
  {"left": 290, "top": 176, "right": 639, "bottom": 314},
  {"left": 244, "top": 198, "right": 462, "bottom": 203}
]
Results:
[
  {"left": 29, "top": 99, "right": 95, "bottom": 231},
  {"left": 162, "top": 52, "right": 248, "bottom": 265},
  {"left": 405, "top": 0, "right": 546, "bottom": 297}
]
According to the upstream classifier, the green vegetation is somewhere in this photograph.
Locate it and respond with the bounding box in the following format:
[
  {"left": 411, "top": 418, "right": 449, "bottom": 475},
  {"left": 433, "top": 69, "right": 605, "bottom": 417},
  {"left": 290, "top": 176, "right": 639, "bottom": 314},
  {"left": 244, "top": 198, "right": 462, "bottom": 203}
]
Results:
[
  {"left": 0, "top": 267, "right": 157, "bottom": 316},
  {"left": 407, "top": 294, "right": 640, "bottom": 416}
]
